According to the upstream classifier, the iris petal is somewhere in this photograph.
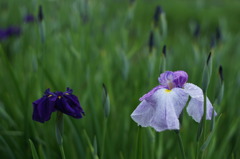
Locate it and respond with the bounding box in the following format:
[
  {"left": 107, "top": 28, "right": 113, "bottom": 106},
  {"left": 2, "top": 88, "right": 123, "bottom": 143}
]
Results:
[
  {"left": 184, "top": 83, "right": 217, "bottom": 123},
  {"left": 56, "top": 94, "right": 84, "bottom": 118},
  {"left": 139, "top": 85, "right": 166, "bottom": 101},
  {"left": 32, "top": 96, "right": 56, "bottom": 123},
  {"left": 131, "top": 88, "right": 188, "bottom": 132},
  {"left": 173, "top": 71, "right": 188, "bottom": 88}
]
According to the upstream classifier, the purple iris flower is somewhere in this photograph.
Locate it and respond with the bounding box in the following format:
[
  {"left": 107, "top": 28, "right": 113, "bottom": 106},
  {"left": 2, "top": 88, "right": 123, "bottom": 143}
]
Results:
[
  {"left": 0, "top": 28, "right": 8, "bottom": 40},
  {"left": 131, "top": 71, "right": 216, "bottom": 132},
  {"left": 24, "top": 14, "right": 35, "bottom": 23},
  {"left": 33, "top": 88, "right": 84, "bottom": 123},
  {"left": 6, "top": 26, "right": 21, "bottom": 36},
  {"left": 0, "top": 26, "right": 21, "bottom": 40}
]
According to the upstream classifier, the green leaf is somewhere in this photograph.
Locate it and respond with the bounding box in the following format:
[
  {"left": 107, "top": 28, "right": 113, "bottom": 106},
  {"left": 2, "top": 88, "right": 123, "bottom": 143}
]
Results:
[
  {"left": 196, "top": 118, "right": 203, "bottom": 142},
  {"left": 102, "top": 84, "right": 110, "bottom": 118},
  {"left": 201, "top": 114, "right": 222, "bottom": 151},
  {"left": 93, "top": 136, "right": 98, "bottom": 157},
  {"left": 83, "top": 130, "right": 99, "bottom": 159},
  {"left": 202, "top": 52, "right": 212, "bottom": 93},
  {"left": 29, "top": 139, "right": 39, "bottom": 159}
]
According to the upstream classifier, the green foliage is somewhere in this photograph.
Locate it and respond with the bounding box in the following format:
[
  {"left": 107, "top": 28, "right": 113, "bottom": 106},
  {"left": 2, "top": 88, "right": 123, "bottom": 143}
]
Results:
[{"left": 0, "top": 0, "right": 240, "bottom": 158}]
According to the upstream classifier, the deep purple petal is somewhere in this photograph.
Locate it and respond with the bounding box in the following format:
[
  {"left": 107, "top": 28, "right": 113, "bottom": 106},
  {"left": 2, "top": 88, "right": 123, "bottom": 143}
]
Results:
[
  {"left": 32, "top": 96, "right": 56, "bottom": 123},
  {"left": 139, "top": 85, "right": 166, "bottom": 101},
  {"left": 65, "top": 87, "right": 73, "bottom": 94},
  {"left": 173, "top": 71, "right": 188, "bottom": 88},
  {"left": 56, "top": 94, "right": 84, "bottom": 118}
]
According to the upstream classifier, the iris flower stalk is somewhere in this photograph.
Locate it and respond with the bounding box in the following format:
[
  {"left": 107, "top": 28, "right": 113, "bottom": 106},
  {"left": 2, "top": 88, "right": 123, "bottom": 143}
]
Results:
[
  {"left": 32, "top": 88, "right": 84, "bottom": 159},
  {"left": 148, "top": 31, "right": 157, "bottom": 82},
  {"left": 197, "top": 52, "right": 212, "bottom": 159},
  {"left": 38, "top": 5, "right": 45, "bottom": 44},
  {"left": 152, "top": 6, "right": 167, "bottom": 38},
  {"left": 101, "top": 84, "right": 110, "bottom": 159},
  {"left": 131, "top": 70, "right": 216, "bottom": 158}
]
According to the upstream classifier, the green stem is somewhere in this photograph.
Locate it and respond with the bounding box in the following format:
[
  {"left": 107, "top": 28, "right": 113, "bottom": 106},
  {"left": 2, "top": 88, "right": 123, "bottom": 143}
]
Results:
[
  {"left": 101, "top": 118, "right": 108, "bottom": 159},
  {"left": 203, "top": 92, "right": 207, "bottom": 140},
  {"left": 200, "top": 92, "right": 207, "bottom": 159},
  {"left": 136, "top": 126, "right": 142, "bottom": 159},
  {"left": 195, "top": 141, "right": 199, "bottom": 159},
  {"left": 55, "top": 112, "right": 66, "bottom": 159},
  {"left": 176, "top": 132, "right": 186, "bottom": 159},
  {"left": 59, "top": 144, "right": 66, "bottom": 159}
]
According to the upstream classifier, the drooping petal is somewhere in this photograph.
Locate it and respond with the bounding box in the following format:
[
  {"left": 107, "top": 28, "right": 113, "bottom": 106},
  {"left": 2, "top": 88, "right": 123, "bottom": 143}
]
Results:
[
  {"left": 130, "top": 100, "right": 155, "bottom": 127},
  {"left": 56, "top": 93, "right": 84, "bottom": 118},
  {"left": 131, "top": 88, "right": 188, "bottom": 132},
  {"left": 184, "top": 83, "right": 217, "bottom": 123},
  {"left": 32, "top": 95, "right": 56, "bottom": 123},
  {"left": 139, "top": 85, "right": 166, "bottom": 101}
]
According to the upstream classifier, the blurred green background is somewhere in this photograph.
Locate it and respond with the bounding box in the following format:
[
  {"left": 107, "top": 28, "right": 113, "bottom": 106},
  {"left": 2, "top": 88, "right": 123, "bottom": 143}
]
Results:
[{"left": 0, "top": 0, "right": 240, "bottom": 158}]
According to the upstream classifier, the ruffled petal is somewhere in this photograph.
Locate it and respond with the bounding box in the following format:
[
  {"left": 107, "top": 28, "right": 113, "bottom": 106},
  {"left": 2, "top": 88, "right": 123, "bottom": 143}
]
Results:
[
  {"left": 173, "top": 71, "right": 188, "bottom": 88},
  {"left": 158, "top": 71, "right": 175, "bottom": 89},
  {"left": 131, "top": 88, "right": 188, "bottom": 132},
  {"left": 184, "top": 83, "right": 217, "bottom": 123}
]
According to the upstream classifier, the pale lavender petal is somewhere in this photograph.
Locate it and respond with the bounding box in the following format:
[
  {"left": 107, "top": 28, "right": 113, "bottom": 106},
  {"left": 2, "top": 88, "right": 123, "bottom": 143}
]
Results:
[
  {"left": 184, "top": 83, "right": 217, "bottom": 123},
  {"left": 130, "top": 100, "right": 155, "bottom": 127},
  {"left": 167, "top": 88, "right": 189, "bottom": 117},
  {"left": 173, "top": 71, "right": 188, "bottom": 88},
  {"left": 131, "top": 88, "right": 188, "bottom": 132},
  {"left": 139, "top": 85, "right": 165, "bottom": 101}
]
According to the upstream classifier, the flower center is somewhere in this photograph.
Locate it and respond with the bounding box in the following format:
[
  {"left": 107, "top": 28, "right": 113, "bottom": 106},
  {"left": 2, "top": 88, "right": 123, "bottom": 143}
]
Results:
[
  {"left": 167, "top": 82, "right": 174, "bottom": 90},
  {"left": 165, "top": 89, "right": 172, "bottom": 93}
]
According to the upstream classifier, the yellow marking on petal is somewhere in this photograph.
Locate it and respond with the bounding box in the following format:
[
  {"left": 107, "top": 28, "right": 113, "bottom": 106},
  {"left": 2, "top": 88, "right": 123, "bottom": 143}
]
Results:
[
  {"left": 165, "top": 89, "right": 172, "bottom": 93},
  {"left": 48, "top": 95, "right": 52, "bottom": 97},
  {"left": 58, "top": 96, "right": 62, "bottom": 99},
  {"left": 65, "top": 93, "right": 69, "bottom": 95}
]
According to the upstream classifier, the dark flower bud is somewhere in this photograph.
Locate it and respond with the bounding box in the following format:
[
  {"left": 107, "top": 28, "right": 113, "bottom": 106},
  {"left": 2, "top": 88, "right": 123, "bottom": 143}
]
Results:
[
  {"left": 38, "top": 5, "right": 43, "bottom": 22},
  {"left": 148, "top": 31, "right": 154, "bottom": 53},
  {"left": 102, "top": 83, "right": 110, "bottom": 118},
  {"left": 202, "top": 52, "right": 212, "bottom": 93},
  {"left": 162, "top": 45, "right": 166, "bottom": 57},
  {"left": 193, "top": 23, "right": 200, "bottom": 38},
  {"left": 210, "top": 36, "right": 216, "bottom": 49},
  {"left": 129, "top": 0, "right": 135, "bottom": 4},
  {"left": 207, "top": 52, "right": 211, "bottom": 65},
  {"left": 216, "top": 27, "right": 222, "bottom": 42},
  {"left": 219, "top": 65, "right": 223, "bottom": 82},
  {"left": 153, "top": 5, "right": 163, "bottom": 27}
]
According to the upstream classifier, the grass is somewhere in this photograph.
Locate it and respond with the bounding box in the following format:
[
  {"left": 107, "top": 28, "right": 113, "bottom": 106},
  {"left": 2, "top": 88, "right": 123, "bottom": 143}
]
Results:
[{"left": 0, "top": 0, "right": 240, "bottom": 158}]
